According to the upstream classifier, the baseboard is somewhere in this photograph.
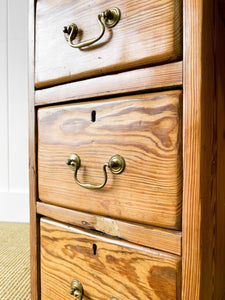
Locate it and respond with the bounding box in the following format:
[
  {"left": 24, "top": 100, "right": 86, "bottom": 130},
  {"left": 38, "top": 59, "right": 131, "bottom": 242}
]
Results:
[{"left": 0, "top": 191, "right": 29, "bottom": 222}]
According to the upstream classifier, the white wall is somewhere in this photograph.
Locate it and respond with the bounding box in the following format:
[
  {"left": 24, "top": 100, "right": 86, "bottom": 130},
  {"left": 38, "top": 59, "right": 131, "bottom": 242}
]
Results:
[{"left": 0, "top": 0, "right": 29, "bottom": 222}]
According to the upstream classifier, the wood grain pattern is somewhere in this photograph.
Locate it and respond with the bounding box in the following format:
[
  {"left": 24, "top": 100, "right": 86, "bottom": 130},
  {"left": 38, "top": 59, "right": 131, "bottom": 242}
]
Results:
[
  {"left": 35, "top": 61, "right": 182, "bottom": 106},
  {"left": 30, "top": 0, "right": 225, "bottom": 298},
  {"left": 40, "top": 218, "right": 181, "bottom": 300},
  {"left": 182, "top": 0, "right": 217, "bottom": 298},
  {"left": 37, "top": 202, "right": 182, "bottom": 255},
  {"left": 28, "top": 0, "right": 40, "bottom": 299},
  {"left": 38, "top": 91, "right": 182, "bottom": 229},
  {"left": 35, "top": 0, "right": 182, "bottom": 88},
  {"left": 215, "top": 0, "right": 225, "bottom": 298}
]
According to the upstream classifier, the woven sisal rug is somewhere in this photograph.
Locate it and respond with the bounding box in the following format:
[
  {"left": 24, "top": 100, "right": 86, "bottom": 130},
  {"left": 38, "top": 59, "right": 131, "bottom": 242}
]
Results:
[{"left": 0, "top": 222, "right": 30, "bottom": 299}]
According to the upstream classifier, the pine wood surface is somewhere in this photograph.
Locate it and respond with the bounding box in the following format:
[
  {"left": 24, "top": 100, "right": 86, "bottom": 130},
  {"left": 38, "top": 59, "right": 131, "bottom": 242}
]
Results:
[
  {"left": 28, "top": 0, "right": 40, "bottom": 299},
  {"left": 182, "top": 1, "right": 203, "bottom": 294},
  {"left": 35, "top": 61, "right": 182, "bottom": 106},
  {"left": 38, "top": 91, "right": 182, "bottom": 230},
  {"left": 40, "top": 218, "right": 181, "bottom": 300},
  {"left": 35, "top": 0, "right": 182, "bottom": 88},
  {"left": 37, "top": 202, "right": 182, "bottom": 255},
  {"left": 215, "top": 0, "right": 225, "bottom": 298},
  {"left": 182, "top": 0, "right": 219, "bottom": 299},
  {"left": 29, "top": 0, "right": 225, "bottom": 298}
]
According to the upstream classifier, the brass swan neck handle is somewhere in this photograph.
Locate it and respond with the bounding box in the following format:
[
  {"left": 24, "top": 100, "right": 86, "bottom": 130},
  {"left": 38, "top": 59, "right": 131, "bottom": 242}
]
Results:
[
  {"left": 66, "top": 153, "right": 125, "bottom": 190},
  {"left": 63, "top": 7, "right": 121, "bottom": 49}
]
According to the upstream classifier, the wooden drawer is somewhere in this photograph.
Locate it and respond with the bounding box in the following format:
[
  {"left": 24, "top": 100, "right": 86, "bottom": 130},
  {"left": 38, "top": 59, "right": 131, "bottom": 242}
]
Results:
[
  {"left": 35, "top": 0, "right": 182, "bottom": 88},
  {"left": 38, "top": 90, "right": 182, "bottom": 229},
  {"left": 41, "top": 218, "right": 181, "bottom": 300}
]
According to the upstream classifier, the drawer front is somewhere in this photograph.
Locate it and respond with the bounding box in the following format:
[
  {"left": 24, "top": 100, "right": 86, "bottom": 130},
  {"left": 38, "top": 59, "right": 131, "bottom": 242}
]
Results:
[
  {"left": 41, "top": 219, "right": 181, "bottom": 300},
  {"left": 38, "top": 91, "right": 182, "bottom": 229},
  {"left": 35, "top": 0, "right": 182, "bottom": 88}
]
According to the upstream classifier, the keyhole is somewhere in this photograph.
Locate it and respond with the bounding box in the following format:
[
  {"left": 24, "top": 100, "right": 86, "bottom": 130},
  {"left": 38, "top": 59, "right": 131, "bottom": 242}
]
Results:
[
  {"left": 93, "top": 244, "right": 97, "bottom": 255},
  {"left": 91, "top": 110, "right": 96, "bottom": 122}
]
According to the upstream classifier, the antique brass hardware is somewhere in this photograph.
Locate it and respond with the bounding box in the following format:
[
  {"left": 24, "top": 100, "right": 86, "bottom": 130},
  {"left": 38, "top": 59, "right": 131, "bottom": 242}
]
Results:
[
  {"left": 66, "top": 153, "right": 125, "bottom": 189},
  {"left": 70, "top": 280, "right": 83, "bottom": 299},
  {"left": 63, "top": 7, "right": 121, "bottom": 48}
]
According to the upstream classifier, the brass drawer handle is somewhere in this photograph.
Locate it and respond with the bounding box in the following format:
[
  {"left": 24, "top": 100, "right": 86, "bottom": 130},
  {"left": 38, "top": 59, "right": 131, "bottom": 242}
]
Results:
[
  {"left": 63, "top": 7, "right": 121, "bottom": 49},
  {"left": 66, "top": 153, "right": 125, "bottom": 190},
  {"left": 70, "top": 280, "right": 83, "bottom": 299}
]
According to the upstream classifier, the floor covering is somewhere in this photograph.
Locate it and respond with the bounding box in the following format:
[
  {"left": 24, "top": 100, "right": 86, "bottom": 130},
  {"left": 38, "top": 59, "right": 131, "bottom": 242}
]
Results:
[{"left": 0, "top": 222, "right": 30, "bottom": 299}]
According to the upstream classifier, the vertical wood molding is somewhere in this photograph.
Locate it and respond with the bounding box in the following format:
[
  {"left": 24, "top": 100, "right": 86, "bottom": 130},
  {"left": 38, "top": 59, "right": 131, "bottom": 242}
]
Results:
[
  {"left": 215, "top": 0, "right": 225, "bottom": 298},
  {"left": 183, "top": 0, "right": 216, "bottom": 299},
  {"left": 29, "top": 0, "right": 40, "bottom": 299},
  {"left": 182, "top": 2, "right": 202, "bottom": 296}
]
